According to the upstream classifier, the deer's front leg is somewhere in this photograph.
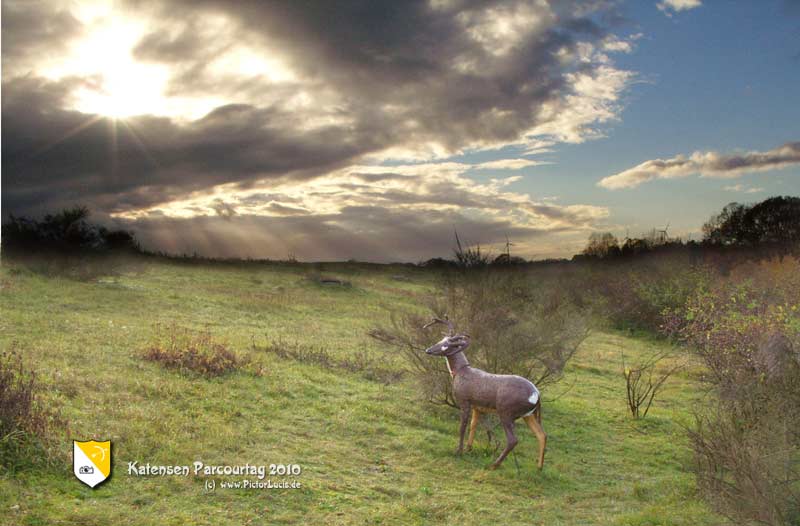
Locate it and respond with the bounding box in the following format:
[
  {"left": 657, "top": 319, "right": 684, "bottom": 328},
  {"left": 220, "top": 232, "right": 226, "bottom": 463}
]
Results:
[
  {"left": 455, "top": 403, "right": 471, "bottom": 455},
  {"left": 465, "top": 407, "right": 481, "bottom": 452}
]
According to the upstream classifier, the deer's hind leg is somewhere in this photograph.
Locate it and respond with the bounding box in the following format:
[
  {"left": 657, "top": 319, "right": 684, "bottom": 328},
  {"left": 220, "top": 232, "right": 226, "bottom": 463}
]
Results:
[
  {"left": 488, "top": 416, "right": 518, "bottom": 470},
  {"left": 465, "top": 408, "right": 481, "bottom": 452},
  {"left": 524, "top": 410, "right": 547, "bottom": 470}
]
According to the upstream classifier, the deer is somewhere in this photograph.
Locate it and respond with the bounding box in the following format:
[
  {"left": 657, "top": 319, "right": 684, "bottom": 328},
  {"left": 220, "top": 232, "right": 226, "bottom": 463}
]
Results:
[{"left": 423, "top": 317, "right": 547, "bottom": 470}]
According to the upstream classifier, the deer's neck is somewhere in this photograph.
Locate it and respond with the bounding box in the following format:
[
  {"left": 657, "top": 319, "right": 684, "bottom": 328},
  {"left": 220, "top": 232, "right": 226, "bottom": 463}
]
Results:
[{"left": 445, "top": 352, "right": 470, "bottom": 378}]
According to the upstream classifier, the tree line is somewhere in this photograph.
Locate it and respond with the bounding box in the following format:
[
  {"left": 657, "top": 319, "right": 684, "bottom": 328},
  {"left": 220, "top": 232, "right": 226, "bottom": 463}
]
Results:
[{"left": 577, "top": 196, "right": 800, "bottom": 261}]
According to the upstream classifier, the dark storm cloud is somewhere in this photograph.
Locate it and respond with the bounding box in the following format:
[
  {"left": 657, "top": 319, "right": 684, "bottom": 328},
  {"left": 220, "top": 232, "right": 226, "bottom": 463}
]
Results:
[
  {"left": 126, "top": 0, "right": 628, "bottom": 147},
  {"left": 1, "top": 77, "right": 387, "bottom": 215},
  {"left": 1, "top": 1, "right": 82, "bottom": 77},
  {"left": 2, "top": 0, "right": 628, "bottom": 258}
]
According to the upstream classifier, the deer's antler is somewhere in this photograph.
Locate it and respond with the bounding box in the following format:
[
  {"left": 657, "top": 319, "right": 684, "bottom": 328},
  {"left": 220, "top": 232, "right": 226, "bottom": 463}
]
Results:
[{"left": 423, "top": 316, "right": 455, "bottom": 337}]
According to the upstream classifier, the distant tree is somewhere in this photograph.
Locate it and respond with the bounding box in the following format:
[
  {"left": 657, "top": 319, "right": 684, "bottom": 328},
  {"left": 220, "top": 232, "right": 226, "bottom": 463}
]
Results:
[
  {"left": 491, "top": 253, "right": 527, "bottom": 266},
  {"left": 491, "top": 235, "right": 526, "bottom": 266},
  {"left": 2, "top": 206, "right": 138, "bottom": 252},
  {"left": 583, "top": 232, "right": 621, "bottom": 258},
  {"left": 703, "top": 196, "right": 800, "bottom": 247},
  {"left": 702, "top": 202, "right": 749, "bottom": 245},
  {"left": 420, "top": 257, "right": 457, "bottom": 269},
  {"left": 620, "top": 237, "right": 651, "bottom": 258}
]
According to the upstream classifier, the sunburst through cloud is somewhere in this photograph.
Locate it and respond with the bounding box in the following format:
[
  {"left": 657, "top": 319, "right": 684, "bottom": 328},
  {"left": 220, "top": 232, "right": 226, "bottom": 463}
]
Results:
[{"left": 2, "top": 0, "right": 799, "bottom": 261}]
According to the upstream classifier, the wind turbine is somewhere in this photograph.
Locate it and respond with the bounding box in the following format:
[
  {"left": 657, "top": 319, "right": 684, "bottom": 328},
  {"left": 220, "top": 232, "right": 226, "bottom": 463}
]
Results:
[
  {"left": 657, "top": 222, "right": 670, "bottom": 243},
  {"left": 504, "top": 235, "right": 515, "bottom": 260}
]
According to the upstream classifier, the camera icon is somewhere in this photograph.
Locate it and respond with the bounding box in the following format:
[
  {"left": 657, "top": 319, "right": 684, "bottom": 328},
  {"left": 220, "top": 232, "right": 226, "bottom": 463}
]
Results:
[{"left": 79, "top": 465, "right": 94, "bottom": 474}]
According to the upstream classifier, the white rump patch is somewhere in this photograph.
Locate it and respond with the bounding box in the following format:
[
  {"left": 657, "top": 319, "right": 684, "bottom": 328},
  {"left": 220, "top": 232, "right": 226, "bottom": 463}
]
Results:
[{"left": 521, "top": 385, "right": 540, "bottom": 417}]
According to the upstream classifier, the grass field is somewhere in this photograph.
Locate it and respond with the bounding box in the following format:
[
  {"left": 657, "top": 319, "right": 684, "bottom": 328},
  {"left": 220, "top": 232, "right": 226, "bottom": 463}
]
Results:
[{"left": 0, "top": 256, "right": 724, "bottom": 525}]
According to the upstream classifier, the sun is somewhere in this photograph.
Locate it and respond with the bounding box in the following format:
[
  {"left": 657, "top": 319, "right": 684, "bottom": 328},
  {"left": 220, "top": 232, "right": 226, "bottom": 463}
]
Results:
[
  {"left": 39, "top": 4, "right": 217, "bottom": 121},
  {"left": 35, "top": 2, "right": 296, "bottom": 121},
  {"left": 72, "top": 64, "right": 170, "bottom": 120},
  {"left": 37, "top": 8, "right": 166, "bottom": 119}
]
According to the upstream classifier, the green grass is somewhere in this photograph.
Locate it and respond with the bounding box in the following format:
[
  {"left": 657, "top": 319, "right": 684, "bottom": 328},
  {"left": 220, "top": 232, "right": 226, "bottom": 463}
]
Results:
[{"left": 0, "top": 256, "right": 723, "bottom": 525}]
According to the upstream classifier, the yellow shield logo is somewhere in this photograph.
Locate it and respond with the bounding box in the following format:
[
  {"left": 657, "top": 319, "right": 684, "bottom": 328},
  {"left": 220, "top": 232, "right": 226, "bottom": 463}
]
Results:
[{"left": 73, "top": 440, "right": 111, "bottom": 488}]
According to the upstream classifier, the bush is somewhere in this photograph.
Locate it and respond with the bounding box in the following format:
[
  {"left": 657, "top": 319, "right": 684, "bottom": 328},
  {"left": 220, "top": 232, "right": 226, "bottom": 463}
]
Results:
[
  {"left": 375, "top": 269, "right": 590, "bottom": 406},
  {"left": 3, "top": 206, "right": 139, "bottom": 253},
  {"left": 0, "top": 345, "right": 68, "bottom": 472},
  {"left": 666, "top": 257, "right": 800, "bottom": 525},
  {"left": 663, "top": 257, "right": 800, "bottom": 390},
  {"left": 2, "top": 206, "right": 143, "bottom": 282},
  {"left": 143, "top": 325, "right": 241, "bottom": 377},
  {"left": 689, "top": 379, "right": 800, "bottom": 526},
  {"left": 589, "top": 255, "right": 709, "bottom": 332}
]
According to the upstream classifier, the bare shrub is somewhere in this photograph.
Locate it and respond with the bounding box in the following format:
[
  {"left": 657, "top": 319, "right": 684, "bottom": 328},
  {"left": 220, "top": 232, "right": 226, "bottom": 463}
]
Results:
[
  {"left": 0, "top": 345, "right": 68, "bottom": 471},
  {"left": 755, "top": 332, "right": 798, "bottom": 380},
  {"left": 689, "top": 380, "right": 800, "bottom": 526},
  {"left": 374, "top": 269, "right": 590, "bottom": 406},
  {"left": 621, "top": 349, "right": 682, "bottom": 419},
  {"left": 253, "top": 338, "right": 402, "bottom": 384},
  {"left": 666, "top": 256, "right": 800, "bottom": 525},
  {"left": 143, "top": 324, "right": 241, "bottom": 377},
  {"left": 452, "top": 230, "right": 491, "bottom": 269}
]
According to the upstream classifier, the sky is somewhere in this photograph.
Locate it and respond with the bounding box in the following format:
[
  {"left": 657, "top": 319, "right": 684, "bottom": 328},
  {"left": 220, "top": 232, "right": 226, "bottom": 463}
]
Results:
[{"left": 2, "top": 0, "right": 799, "bottom": 262}]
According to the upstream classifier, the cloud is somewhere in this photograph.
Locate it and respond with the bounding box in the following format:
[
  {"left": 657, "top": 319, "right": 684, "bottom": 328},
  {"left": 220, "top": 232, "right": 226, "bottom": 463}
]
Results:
[
  {"left": 723, "top": 184, "right": 765, "bottom": 194},
  {"left": 471, "top": 159, "right": 549, "bottom": 170},
  {"left": 1, "top": 77, "right": 387, "bottom": 216},
  {"left": 120, "top": 205, "right": 595, "bottom": 263},
  {"left": 598, "top": 142, "right": 800, "bottom": 190},
  {"left": 657, "top": 0, "right": 702, "bottom": 16},
  {"left": 116, "top": 161, "right": 607, "bottom": 226},
  {"left": 108, "top": 160, "right": 609, "bottom": 260},
  {"left": 0, "top": 1, "right": 83, "bottom": 80},
  {"left": 2, "top": 0, "right": 634, "bottom": 259}
]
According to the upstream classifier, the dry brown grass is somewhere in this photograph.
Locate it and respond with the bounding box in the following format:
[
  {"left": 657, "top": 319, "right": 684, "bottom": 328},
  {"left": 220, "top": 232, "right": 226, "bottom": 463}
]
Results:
[
  {"left": 0, "top": 343, "right": 68, "bottom": 471},
  {"left": 143, "top": 324, "right": 242, "bottom": 377}
]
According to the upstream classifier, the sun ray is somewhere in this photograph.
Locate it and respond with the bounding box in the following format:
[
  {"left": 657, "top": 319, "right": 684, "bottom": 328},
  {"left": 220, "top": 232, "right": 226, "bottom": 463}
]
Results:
[
  {"left": 108, "top": 117, "right": 119, "bottom": 179},
  {"left": 118, "top": 118, "right": 160, "bottom": 169},
  {"left": 31, "top": 114, "right": 105, "bottom": 158}
]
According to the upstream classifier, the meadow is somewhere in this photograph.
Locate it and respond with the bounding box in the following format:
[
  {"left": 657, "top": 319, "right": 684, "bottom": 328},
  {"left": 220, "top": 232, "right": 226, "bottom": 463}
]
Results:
[{"left": 0, "top": 255, "right": 724, "bottom": 525}]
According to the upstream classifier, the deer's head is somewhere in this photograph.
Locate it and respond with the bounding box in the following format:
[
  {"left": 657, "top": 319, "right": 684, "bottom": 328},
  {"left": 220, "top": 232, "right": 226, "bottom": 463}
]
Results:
[
  {"left": 425, "top": 334, "right": 471, "bottom": 356},
  {"left": 423, "top": 317, "right": 471, "bottom": 356}
]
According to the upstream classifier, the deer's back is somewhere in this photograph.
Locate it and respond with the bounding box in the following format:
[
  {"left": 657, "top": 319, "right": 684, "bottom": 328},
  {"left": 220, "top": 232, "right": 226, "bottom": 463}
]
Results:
[{"left": 454, "top": 367, "right": 539, "bottom": 418}]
